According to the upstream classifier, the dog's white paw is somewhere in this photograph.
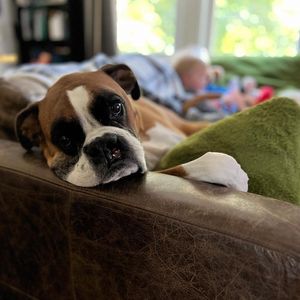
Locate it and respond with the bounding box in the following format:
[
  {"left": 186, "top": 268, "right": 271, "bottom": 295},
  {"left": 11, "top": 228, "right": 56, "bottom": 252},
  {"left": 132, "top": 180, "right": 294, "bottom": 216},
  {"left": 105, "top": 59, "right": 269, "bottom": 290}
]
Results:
[{"left": 182, "top": 152, "right": 249, "bottom": 192}]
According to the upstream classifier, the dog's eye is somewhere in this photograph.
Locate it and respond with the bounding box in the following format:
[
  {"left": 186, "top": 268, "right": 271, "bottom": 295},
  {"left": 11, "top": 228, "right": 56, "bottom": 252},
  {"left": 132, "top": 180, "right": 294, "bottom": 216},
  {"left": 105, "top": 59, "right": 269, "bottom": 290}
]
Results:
[
  {"left": 59, "top": 135, "right": 72, "bottom": 149},
  {"left": 110, "top": 102, "right": 123, "bottom": 118}
]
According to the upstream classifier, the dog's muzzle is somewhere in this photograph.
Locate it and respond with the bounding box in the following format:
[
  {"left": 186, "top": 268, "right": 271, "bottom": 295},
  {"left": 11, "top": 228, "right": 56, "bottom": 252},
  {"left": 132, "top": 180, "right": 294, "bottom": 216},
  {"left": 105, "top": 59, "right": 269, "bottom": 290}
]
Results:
[
  {"left": 83, "top": 133, "right": 124, "bottom": 167},
  {"left": 63, "top": 127, "right": 147, "bottom": 187}
]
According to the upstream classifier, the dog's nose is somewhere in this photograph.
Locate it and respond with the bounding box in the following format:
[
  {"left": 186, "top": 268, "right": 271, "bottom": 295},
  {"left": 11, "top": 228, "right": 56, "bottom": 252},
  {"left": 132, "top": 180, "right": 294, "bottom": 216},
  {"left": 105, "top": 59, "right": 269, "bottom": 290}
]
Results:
[{"left": 83, "top": 134, "right": 122, "bottom": 165}]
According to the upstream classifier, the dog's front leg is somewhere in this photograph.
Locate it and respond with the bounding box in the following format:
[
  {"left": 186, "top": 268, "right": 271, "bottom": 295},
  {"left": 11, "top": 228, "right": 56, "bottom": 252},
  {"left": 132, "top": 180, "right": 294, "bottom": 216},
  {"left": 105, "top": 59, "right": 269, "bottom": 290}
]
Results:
[{"left": 159, "top": 152, "right": 248, "bottom": 192}]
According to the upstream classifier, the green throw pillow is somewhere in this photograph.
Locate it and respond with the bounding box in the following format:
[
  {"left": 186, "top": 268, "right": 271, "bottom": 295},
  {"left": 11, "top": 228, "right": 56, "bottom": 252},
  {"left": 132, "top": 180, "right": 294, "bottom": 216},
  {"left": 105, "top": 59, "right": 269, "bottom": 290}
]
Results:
[{"left": 157, "top": 97, "right": 300, "bottom": 204}]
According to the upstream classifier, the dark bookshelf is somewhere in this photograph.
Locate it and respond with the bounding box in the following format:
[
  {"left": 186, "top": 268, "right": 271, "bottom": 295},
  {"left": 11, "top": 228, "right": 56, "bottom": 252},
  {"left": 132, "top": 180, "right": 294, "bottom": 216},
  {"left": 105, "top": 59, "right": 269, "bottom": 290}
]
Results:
[{"left": 15, "top": 0, "right": 84, "bottom": 63}]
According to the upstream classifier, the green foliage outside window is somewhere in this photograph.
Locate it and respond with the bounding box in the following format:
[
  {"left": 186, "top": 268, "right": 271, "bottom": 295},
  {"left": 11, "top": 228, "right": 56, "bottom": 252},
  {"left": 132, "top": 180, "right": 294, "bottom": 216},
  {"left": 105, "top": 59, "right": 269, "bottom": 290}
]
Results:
[
  {"left": 117, "top": 0, "right": 299, "bottom": 56},
  {"left": 117, "top": 0, "right": 176, "bottom": 54},
  {"left": 212, "top": 0, "right": 300, "bottom": 56}
]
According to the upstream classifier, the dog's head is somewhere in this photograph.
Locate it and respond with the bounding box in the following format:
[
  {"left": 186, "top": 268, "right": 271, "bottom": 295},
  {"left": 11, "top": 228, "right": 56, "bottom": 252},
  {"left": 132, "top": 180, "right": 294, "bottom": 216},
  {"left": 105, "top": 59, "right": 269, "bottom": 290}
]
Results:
[{"left": 15, "top": 64, "right": 147, "bottom": 187}]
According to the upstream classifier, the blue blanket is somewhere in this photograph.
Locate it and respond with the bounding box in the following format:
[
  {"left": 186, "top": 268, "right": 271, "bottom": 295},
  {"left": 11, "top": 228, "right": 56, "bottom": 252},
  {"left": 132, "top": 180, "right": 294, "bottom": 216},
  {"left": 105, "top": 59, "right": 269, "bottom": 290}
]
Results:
[{"left": 4, "top": 53, "right": 193, "bottom": 114}]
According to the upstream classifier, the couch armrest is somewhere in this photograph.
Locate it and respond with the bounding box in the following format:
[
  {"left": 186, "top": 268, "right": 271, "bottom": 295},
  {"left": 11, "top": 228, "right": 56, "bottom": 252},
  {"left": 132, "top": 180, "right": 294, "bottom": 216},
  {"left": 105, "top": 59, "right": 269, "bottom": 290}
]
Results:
[{"left": 0, "top": 140, "right": 299, "bottom": 299}]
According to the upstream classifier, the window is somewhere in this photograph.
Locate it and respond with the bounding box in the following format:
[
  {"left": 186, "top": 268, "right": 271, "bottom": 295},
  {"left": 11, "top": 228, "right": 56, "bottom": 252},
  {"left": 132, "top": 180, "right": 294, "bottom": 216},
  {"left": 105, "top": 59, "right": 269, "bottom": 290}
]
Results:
[
  {"left": 211, "top": 0, "right": 300, "bottom": 56},
  {"left": 117, "top": 0, "right": 300, "bottom": 57},
  {"left": 117, "top": 0, "right": 176, "bottom": 55}
]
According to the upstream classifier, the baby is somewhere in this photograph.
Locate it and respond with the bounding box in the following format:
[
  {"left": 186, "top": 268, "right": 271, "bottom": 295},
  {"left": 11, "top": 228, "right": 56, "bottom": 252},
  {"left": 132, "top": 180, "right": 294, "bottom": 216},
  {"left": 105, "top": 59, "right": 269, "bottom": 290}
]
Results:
[
  {"left": 174, "top": 56, "right": 273, "bottom": 117},
  {"left": 174, "top": 56, "right": 210, "bottom": 93},
  {"left": 174, "top": 56, "right": 223, "bottom": 119},
  {"left": 173, "top": 56, "right": 224, "bottom": 117}
]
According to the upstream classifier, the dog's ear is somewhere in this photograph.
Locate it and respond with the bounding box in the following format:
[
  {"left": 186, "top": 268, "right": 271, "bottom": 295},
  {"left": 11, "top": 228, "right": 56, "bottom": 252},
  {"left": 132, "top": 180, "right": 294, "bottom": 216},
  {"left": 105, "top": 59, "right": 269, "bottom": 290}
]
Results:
[
  {"left": 101, "top": 64, "right": 141, "bottom": 100},
  {"left": 15, "top": 102, "right": 43, "bottom": 150}
]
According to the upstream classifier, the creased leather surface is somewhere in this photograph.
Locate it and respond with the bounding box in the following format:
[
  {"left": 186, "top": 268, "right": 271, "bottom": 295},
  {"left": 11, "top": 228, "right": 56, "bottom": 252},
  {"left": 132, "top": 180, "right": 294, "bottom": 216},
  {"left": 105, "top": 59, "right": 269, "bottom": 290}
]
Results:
[
  {"left": 0, "top": 172, "right": 73, "bottom": 300},
  {"left": 70, "top": 198, "right": 300, "bottom": 300},
  {"left": 0, "top": 140, "right": 300, "bottom": 299},
  {"left": 0, "top": 281, "right": 38, "bottom": 300}
]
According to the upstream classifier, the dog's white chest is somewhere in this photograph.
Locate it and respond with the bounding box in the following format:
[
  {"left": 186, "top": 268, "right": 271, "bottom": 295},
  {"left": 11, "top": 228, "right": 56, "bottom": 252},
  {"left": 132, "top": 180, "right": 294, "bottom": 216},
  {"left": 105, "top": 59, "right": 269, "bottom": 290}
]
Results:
[{"left": 142, "top": 123, "right": 185, "bottom": 170}]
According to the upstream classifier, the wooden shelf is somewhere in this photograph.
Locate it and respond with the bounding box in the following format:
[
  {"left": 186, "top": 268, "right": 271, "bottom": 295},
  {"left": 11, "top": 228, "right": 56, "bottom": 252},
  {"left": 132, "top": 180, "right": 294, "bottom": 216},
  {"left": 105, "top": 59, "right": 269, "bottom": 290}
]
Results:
[{"left": 15, "top": 0, "right": 84, "bottom": 63}]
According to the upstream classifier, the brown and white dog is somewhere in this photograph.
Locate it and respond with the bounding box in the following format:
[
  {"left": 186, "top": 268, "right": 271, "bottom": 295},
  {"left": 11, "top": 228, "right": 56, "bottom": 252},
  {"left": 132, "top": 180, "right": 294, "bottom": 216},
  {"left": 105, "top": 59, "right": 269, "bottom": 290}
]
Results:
[{"left": 16, "top": 64, "right": 248, "bottom": 190}]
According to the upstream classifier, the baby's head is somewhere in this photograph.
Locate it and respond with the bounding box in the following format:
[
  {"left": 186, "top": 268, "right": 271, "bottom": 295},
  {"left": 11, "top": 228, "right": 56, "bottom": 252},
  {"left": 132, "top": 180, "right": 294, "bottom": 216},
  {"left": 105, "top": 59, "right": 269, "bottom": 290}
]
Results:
[{"left": 174, "top": 56, "right": 209, "bottom": 93}]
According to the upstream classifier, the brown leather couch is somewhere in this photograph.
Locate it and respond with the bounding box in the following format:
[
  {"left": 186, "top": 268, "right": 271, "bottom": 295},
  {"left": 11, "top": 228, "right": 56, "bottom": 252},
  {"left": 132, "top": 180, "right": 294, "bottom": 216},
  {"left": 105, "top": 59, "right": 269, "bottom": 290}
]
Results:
[{"left": 0, "top": 139, "right": 300, "bottom": 300}]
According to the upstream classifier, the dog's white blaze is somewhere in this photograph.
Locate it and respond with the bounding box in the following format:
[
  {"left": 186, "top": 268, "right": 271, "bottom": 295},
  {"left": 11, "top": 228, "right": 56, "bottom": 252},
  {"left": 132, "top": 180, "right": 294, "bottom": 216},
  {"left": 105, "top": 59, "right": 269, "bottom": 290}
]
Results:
[
  {"left": 142, "top": 123, "right": 185, "bottom": 170},
  {"left": 182, "top": 152, "right": 248, "bottom": 192},
  {"left": 67, "top": 85, "right": 98, "bottom": 132}
]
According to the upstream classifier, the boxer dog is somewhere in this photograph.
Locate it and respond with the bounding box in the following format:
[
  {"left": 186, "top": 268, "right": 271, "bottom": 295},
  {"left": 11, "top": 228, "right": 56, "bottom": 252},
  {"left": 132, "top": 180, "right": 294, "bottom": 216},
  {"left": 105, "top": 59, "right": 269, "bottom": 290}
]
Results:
[{"left": 15, "top": 64, "right": 248, "bottom": 190}]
